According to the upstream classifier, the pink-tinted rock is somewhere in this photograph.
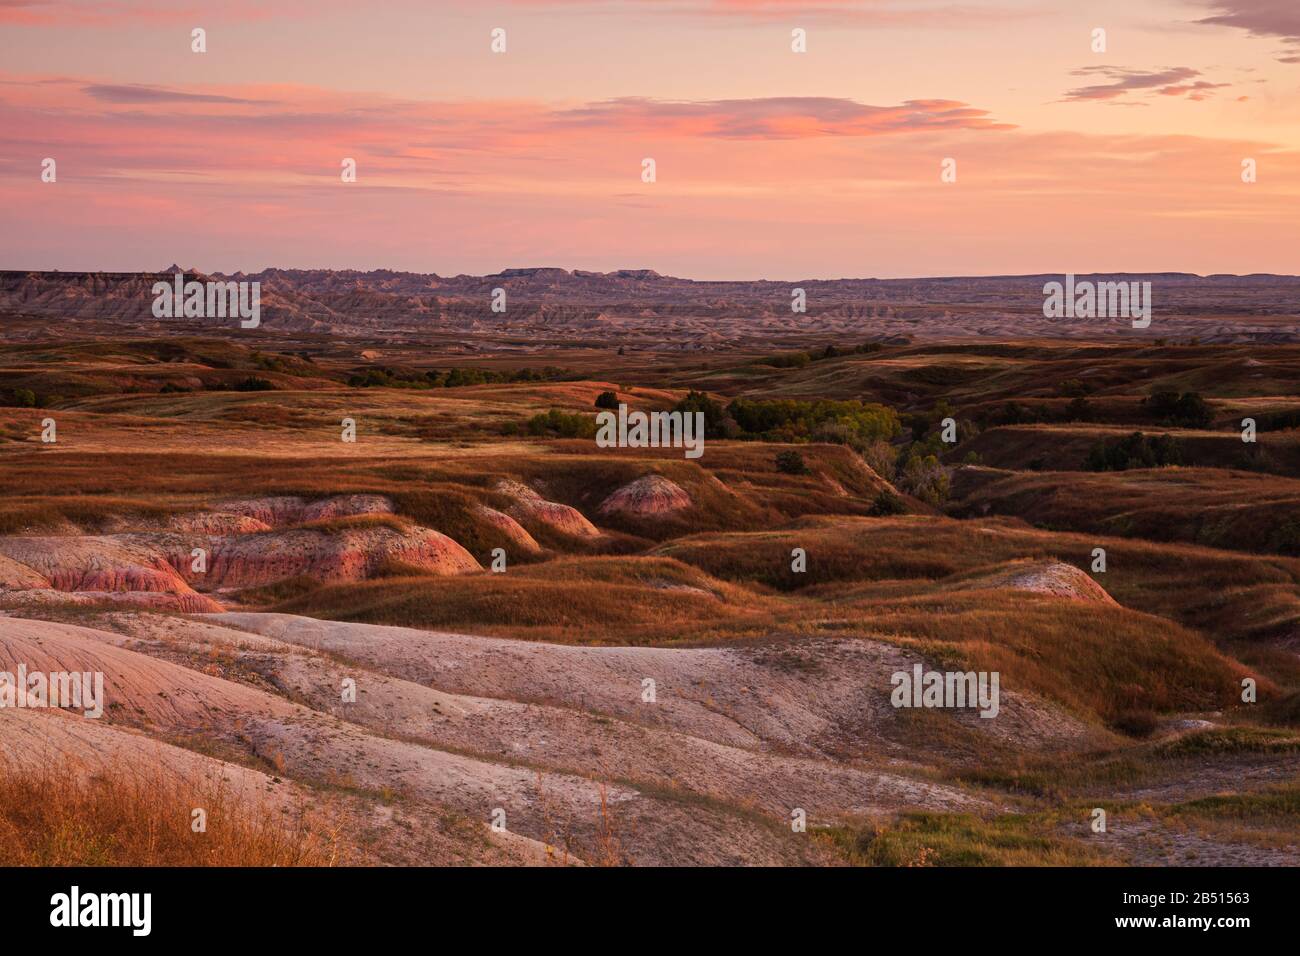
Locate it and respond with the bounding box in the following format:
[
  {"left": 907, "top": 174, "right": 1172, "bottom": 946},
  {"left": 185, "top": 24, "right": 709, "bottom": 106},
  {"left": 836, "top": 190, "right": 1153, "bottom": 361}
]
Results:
[
  {"left": 493, "top": 480, "right": 600, "bottom": 538},
  {"left": 0, "top": 536, "right": 198, "bottom": 597},
  {"left": 168, "top": 526, "right": 481, "bottom": 589},
  {"left": 473, "top": 505, "right": 542, "bottom": 554},
  {"left": 597, "top": 475, "right": 692, "bottom": 518}
]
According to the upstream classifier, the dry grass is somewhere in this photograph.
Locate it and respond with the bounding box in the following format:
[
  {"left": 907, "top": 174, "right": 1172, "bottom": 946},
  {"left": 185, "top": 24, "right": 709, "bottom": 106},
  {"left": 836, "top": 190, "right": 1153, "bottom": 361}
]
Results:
[
  {"left": 264, "top": 537, "right": 1256, "bottom": 727},
  {"left": 953, "top": 466, "right": 1300, "bottom": 555},
  {"left": 955, "top": 425, "right": 1300, "bottom": 479},
  {"left": 0, "top": 495, "right": 182, "bottom": 534},
  {"left": 270, "top": 556, "right": 776, "bottom": 644},
  {"left": 292, "top": 513, "right": 411, "bottom": 535},
  {"left": 848, "top": 590, "right": 1251, "bottom": 727},
  {"left": 655, "top": 515, "right": 963, "bottom": 590},
  {"left": 0, "top": 754, "right": 342, "bottom": 866},
  {"left": 656, "top": 514, "right": 1300, "bottom": 645},
  {"left": 390, "top": 485, "right": 549, "bottom": 564}
]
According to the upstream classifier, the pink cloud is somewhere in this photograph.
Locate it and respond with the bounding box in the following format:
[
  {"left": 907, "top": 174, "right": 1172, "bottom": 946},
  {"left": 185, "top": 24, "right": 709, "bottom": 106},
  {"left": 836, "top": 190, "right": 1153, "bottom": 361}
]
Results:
[
  {"left": 0, "top": 77, "right": 1013, "bottom": 179},
  {"left": 549, "top": 96, "right": 1014, "bottom": 139},
  {"left": 1187, "top": 0, "right": 1300, "bottom": 62},
  {"left": 1064, "top": 66, "right": 1230, "bottom": 103},
  {"left": 1, "top": 72, "right": 1296, "bottom": 278}
]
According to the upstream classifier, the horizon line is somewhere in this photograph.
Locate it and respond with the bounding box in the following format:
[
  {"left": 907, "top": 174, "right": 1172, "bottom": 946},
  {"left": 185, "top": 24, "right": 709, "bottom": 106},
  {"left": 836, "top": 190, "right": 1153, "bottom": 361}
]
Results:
[{"left": 6, "top": 267, "right": 1300, "bottom": 283}]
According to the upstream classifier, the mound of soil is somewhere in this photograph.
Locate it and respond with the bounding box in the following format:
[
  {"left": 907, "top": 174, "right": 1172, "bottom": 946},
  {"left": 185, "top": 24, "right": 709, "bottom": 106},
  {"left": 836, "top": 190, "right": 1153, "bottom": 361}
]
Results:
[
  {"left": 493, "top": 479, "right": 600, "bottom": 538},
  {"left": 163, "top": 526, "right": 482, "bottom": 589},
  {"left": 953, "top": 560, "right": 1118, "bottom": 605},
  {"left": 473, "top": 505, "right": 542, "bottom": 554},
  {"left": 0, "top": 535, "right": 188, "bottom": 594},
  {"left": 597, "top": 475, "right": 692, "bottom": 518}
]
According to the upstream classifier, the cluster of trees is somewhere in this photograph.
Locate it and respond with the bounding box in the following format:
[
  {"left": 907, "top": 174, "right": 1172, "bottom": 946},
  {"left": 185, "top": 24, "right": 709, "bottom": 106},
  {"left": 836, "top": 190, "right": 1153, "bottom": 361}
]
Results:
[
  {"left": 651, "top": 392, "right": 958, "bottom": 503},
  {"left": 752, "top": 342, "right": 886, "bottom": 369},
  {"left": 349, "top": 366, "right": 572, "bottom": 389},
  {"left": 896, "top": 453, "right": 949, "bottom": 504},
  {"left": 1235, "top": 445, "right": 1278, "bottom": 473},
  {"left": 984, "top": 399, "right": 1096, "bottom": 427},
  {"left": 1142, "top": 391, "right": 1213, "bottom": 429},
  {"left": 1254, "top": 409, "right": 1300, "bottom": 432},
  {"left": 894, "top": 401, "right": 976, "bottom": 500},
  {"left": 673, "top": 390, "right": 731, "bottom": 438},
  {"left": 250, "top": 351, "right": 293, "bottom": 374},
  {"left": 521, "top": 408, "right": 597, "bottom": 439},
  {"left": 729, "top": 395, "right": 951, "bottom": 504},
  {"left": 232, "top": 376, "right": 275, "bottom": 392},
  {"left": 981, "top": 390, "right": 1214, "bottom": 430},
  {"left": 1, "top": 386, "right": 73, "bottom": 407},
  {"left": 0, "top": 388, "right": 37, "bottom": 408},
  {"left": 728, "top": 398, "right": 901, "bottom": 448},
  {"left": 772, "top": 438, "right": 944, "bottom": 506},
  {"left": 1271, "top": 517, "right": 1300, "bottom": 556},
  {"left": 1085, "top": 432, "right": 1183, "bottom": 471},
  {"left": 1056, "top": 378, "right": 1094, "bottom": 398}
]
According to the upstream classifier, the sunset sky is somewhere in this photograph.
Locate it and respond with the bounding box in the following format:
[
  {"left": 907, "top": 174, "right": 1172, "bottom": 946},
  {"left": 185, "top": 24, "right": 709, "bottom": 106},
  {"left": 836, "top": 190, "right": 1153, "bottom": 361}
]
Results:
[{"left": 2, "top": 0, "right": 1297, "bottom": 279}]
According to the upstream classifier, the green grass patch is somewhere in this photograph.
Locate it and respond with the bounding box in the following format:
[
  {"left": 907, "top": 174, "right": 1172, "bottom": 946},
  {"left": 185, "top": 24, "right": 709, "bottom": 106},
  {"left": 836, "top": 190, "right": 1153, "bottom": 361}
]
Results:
[{"left": 818, "top": 811, "right": 1111, "bottom": 866}]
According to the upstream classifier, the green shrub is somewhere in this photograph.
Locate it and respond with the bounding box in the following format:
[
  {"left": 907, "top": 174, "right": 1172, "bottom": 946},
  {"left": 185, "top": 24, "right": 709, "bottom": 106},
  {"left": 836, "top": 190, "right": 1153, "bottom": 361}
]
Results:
[
  {"left": 1142, "top": 391, "right": 1213, "bottom": 429},
  {"left": 233, "top": 376, "right": 275, "bottom": 392},
  {"left": 1084, "top": 432, "right": 1182, "bottom": 471},
  {"left": 895, "top": 453, "right": 950, "bottom": 506},
  {"left": 775, "top": 450, "right": 808, "bottom": 475},
  {"left": 728, "top": 398, "right": 901, "bottom": 449},
  {"left": 754, "top": 351, "right": 812, "bottom": 369},
  {"left": 526, "top": 408, "right": 597, "bottom": 439},
  {"left": 860, "top": 439, "right": 897, "bottom": 479},
  {"left": 869, "top": 490, "right": 908, "bottom": 516},
  {"left": 673, "top": 390, "right": 730, "bottom": 438}
]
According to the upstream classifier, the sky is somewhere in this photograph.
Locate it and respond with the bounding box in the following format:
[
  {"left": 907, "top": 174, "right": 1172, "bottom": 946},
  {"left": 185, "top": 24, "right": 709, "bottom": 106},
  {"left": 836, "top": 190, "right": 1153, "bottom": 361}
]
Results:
[{"left": 1, "top": 0, "right": 1298, "bottom": 279}]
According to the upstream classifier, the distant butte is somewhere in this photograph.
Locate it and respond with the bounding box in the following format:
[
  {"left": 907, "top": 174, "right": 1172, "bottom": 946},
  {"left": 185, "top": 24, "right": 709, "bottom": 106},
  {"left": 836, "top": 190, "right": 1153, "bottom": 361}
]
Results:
[{"left": 1, "top": 268, "right": 1296, "bottom": 346}]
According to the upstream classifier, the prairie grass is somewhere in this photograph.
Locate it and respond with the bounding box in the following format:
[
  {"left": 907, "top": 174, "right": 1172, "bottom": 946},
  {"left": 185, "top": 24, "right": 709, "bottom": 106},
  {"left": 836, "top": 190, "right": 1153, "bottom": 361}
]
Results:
[
  {"left": 1152, "top": 726, "right": 1300, "bottom": 758},
  {"left": 953, "top": 425, "right": 1300, "bottom": 479},
  {"left": 817, "top": 811, "right": 1111, "bottom": 867},
  {"left": 0, "top": 755, "right": 341, "bottom": 866},
  {"left": 1162, "top": 783, "right": 1300, "bottom": 830},
  {"left": 656, "top": 515, "right": 1300, "bottom": 645},
  {"left": 269, "top": 556, "right": 775, "bottom": 643},
  {"left": 292, "top": 513, "right": 411, "bottom": 535},
  {"left": 0, "top": 496, "right": 181, "bottom": 534},
  {"left": 849, "top": 591, "right": 1251, "bottom": 726},
  {"left": 952, "top": 465, "right": 1300, "bottom": 554}
]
